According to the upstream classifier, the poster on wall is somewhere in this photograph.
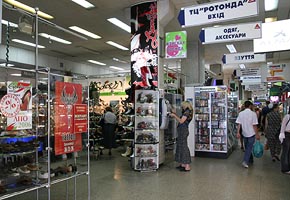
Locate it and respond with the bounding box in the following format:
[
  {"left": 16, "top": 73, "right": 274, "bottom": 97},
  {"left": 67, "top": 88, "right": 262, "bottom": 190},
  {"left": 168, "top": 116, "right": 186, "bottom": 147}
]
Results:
[
  {"left": 54, "top": 81, "right": 84, "bottom": 155},
  {"left": 165, "top": 31, "right": 187, "bottom": 59},
  {"left": 0, "top": 81, "right": 32, "bottom": 130},
  {"left": 131, "top": 1, "right": 158, "bottom": 90}
]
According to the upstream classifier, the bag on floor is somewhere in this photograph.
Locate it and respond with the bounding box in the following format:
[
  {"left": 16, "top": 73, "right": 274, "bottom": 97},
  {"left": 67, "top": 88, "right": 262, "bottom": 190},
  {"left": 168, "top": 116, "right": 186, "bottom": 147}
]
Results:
[{"left": 253, "top": 140, "right": 264, "bottom": 158}]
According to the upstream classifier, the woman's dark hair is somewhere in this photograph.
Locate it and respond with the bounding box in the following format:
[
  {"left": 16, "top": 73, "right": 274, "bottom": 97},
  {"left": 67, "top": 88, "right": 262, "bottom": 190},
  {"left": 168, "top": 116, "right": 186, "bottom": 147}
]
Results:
[
  {"left": 105, "top": 106, "right": 113, "bottom": 112},
  {"left": 272, "top": 104, "right": 279, "bottom": 110},
  {"left": 244, "top": 100, "right": 253, "bottom": 108}
]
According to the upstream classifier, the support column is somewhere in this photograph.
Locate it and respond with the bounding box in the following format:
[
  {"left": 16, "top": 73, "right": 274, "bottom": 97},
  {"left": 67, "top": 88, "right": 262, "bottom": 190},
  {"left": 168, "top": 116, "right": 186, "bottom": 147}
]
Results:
[{"left": 181, "top": 41, "right": 205, "bottom": 87}]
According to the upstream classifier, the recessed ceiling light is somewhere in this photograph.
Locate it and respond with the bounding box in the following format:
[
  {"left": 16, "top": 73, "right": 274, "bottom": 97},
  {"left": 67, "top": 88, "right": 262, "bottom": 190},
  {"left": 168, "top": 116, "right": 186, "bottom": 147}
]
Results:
[
  {"left": 0, "top": 63, "right": 14, "bottom": 67},
  {"left": 39, "top": 33, "right": 72, "bottom": 44},
  {"left": 1, "top": 19, "right": 18, "bottom": 28},
  {"left": 88, "top": 60, "right": 106, "bottom": 66},
  {"left": 109, "top": 66, "right": 124, "bottom": 71},
  {"left": 107, "top": 18, "right": 131, "bottom": 33},
  {"left": 4, "top": 0, "right": 54, "bottom": 19},
  {"left": 113, "top": 57, "right": 128, "bottom": 64},
  {"left": 265, "top": 17, "right": 277, "bottom": 23},
  {"left": 12, "top": 39, "right": 46, "bottom": 48},
  {"left": 265, "top": 0, "right": 279, "bottom": 11},
  {"left": 226, "top": 44, "right": 237, "bottom": 53},
  {"left": 106, "top": 41, "right": 129, "bottom": 50},
  {"left": 10, "top": 73, "right": 21, "bottom": 77},
  {"left": 71, "top": 0, "right": 95, "bottom": 9},
  {"left": 69, "top": 26, "right": 101, "bottom": 39}
]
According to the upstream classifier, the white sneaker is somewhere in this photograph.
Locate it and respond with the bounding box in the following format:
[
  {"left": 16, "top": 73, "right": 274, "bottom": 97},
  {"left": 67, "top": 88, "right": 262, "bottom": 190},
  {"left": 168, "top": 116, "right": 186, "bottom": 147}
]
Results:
[{"left": 242, "top": 162, "right": 249, "bottom": 168}]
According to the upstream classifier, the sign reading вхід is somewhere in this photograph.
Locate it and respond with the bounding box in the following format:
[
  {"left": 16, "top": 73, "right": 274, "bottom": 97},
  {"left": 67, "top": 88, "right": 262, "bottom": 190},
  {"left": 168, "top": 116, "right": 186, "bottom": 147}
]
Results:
[
  {"left": 199, "top": 22, "right": 261, "bottom": 44},
  {"left": 222, "top": 52, "right": 266, "bottom": 64},
  {"left": 178, "top": 0, "right": 258, "bottom": 28}
]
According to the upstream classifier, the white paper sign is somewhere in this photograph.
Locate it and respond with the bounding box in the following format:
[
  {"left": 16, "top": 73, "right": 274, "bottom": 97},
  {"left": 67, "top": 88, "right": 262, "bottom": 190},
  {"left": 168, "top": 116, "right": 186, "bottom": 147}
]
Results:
[
  {"left": 180, "top": 0, "right": 258, "bottom": 27},
  {"left": 223, "top": 52, "right": 266, "bottom": 64},
  {"left": 254, "top": 19, "right": 290, "bottom": 53},
  {"left": 200, "top": 22, "right": 261, "bottom": 44},
  {"left": 237, "top": 68, "right": 261, "bottom": 77},
  {"left": 6, "top": 81, "right": 32, "bottom": 130}
]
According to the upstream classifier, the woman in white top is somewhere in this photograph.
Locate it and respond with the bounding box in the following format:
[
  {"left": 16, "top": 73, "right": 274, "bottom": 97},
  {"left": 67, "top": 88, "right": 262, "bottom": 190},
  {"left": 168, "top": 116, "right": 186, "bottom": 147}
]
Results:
[{"left": 279, "top": 107, "right": 290, "bottom": 174}]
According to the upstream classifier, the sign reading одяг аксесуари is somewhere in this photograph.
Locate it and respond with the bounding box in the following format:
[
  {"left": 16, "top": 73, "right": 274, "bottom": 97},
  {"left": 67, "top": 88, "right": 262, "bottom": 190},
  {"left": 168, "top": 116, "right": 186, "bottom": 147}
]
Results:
[
  {"left": 199, "top": 21, "right": 261, "bottom": 44},
  {"left": 178, "top": 0, "right": 258, "bottom": 28}
]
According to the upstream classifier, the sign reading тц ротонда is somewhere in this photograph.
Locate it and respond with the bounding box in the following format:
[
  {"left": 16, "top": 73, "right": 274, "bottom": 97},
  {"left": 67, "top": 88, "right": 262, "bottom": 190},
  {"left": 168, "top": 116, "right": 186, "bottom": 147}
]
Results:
[{"left": 178, "top": 0, "right": 258, "bottom": 28}]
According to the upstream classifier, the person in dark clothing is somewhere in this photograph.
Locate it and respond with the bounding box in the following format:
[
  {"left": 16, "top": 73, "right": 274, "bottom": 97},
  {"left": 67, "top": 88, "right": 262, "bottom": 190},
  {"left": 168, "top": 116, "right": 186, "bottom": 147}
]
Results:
[
  {"left": 265, "top": 104, "right": 282, "bottom": 162},
  {"left": 102, "top": 107, "right": 117, "bottom": 155},
  {"left": 169, "top": 101, "right": 193, "bottom": 172},
  {"left": 261, "top": 101, "right": 271, "bottom": 135}
]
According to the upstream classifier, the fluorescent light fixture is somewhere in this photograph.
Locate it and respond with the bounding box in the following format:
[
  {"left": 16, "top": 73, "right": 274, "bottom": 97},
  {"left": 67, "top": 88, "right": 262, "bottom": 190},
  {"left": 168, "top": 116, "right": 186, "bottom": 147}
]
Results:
[
  {"left": 12, "top": 39, "right": 46, "bottom": 48},
  {"left": 4, "top": 0, "right": 54, "bottom": 19},
  {"left": 71, "top": 0, "right": 95, "bottom": 9},
  {"left": 265, "top": 0, "right": 279, "bottom": 11},
  {"left": 1, "top": 19, "right": 18, "bottom": 28},
  {"left": 109, "top": 66, "right": 124, "bottom": 71},
  {"left": 10, "top": 73, "right": 21, "bottom": 77},
  {"left": 107, "top": 18, "right": 131, "bottom": 33},
  {"left": 0, "top": 63, "right": 14, "bottom": 67},
  {"left": 113, "top": 57, "right": 128, "bottom": 64},
  {"left": 239, "top": 64, "right": 246, "bottom": 69},
  {"left": 106, "top": 41, "right": 129, "bottom": 50},
  {"left": 226, "top": 44, "right": 237, "bottom": 53},
  {"left": 265, "top": 17, "right": 277, "bottom": 23},
  {"left": 39, "top": 33, "right": 72, "bottom": 44},
  {"left": 69, "top": 26, "right": 101, "bottom": 39},
  {"left": 88, "top": 60, "right": 106, "bottom": 66}
]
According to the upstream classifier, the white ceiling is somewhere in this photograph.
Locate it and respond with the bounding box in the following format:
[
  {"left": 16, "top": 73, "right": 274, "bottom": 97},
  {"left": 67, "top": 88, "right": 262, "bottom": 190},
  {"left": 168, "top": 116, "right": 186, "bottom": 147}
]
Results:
[{"left": 2, "top": 0, "right": 290, "bottom": 76}]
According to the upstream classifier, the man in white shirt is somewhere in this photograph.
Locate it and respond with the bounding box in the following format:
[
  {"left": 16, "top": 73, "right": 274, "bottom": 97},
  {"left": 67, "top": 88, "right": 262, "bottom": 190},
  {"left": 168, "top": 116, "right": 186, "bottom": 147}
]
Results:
[{"left": 236, "top": 101, "right": 260, "bottom": 168}]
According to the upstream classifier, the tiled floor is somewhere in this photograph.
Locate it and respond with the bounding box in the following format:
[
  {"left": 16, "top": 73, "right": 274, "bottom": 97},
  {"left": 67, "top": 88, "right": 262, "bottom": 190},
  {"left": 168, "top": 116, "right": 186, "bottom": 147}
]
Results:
[{"left": 9, "top": 144, "right": 290, "bottom": 200}]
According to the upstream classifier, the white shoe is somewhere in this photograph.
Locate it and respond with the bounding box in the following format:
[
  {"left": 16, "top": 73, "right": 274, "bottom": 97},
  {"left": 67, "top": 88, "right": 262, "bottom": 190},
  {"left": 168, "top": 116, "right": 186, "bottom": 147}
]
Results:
[
  {"left": 121, "top": 147, "right": 132, "bottom": 157},
  {"left": 39, "top": 172, "right": 48, "bottom": 179},
  {"left": 242, "top": 161, "right": 249, "bottom": 168}
]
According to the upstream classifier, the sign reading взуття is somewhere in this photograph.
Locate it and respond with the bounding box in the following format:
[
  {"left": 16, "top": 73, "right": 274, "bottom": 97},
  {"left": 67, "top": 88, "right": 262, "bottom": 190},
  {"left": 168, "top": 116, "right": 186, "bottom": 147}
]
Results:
[{"left": 178, "top": 0, "right": 258, "bottom": 28}]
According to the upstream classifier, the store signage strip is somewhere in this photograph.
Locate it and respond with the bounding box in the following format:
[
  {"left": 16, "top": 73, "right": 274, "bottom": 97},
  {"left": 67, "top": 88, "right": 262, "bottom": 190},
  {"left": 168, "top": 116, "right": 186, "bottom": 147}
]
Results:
[
  {"left": 178, "top": 0, "right": 259, "bottom": 28},
  {"left": 222, "top": 52, "right": 265, "bottom": 64},
  {"left": 236, "top": 68, "right": 261, "bottom": 77},
  {"left": 199, "top": 21, "right": 261, "bottom": 44}
]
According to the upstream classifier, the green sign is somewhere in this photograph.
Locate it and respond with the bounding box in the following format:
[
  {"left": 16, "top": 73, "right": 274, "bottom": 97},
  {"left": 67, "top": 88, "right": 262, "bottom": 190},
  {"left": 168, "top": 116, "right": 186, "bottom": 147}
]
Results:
[{"left": 165, "top": 31, "right": 187, "bottom": 59}]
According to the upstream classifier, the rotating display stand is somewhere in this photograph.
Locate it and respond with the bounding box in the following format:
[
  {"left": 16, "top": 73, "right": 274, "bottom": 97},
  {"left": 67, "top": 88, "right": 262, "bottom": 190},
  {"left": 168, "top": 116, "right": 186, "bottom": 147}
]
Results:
[{"left": 134, "top": 90, "right": 159, "bottom": 171}]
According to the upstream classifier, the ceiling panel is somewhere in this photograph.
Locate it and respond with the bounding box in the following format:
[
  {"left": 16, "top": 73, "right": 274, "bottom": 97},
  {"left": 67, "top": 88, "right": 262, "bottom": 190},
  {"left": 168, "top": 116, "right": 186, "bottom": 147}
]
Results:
[{"left": 1, "top": 0, "right": 290, "bottom": 75}]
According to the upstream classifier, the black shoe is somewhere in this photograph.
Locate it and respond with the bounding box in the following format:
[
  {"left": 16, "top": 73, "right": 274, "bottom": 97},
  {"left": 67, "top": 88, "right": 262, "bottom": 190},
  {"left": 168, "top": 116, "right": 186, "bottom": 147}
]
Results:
[
  {"left": 175, "top": 166, "right": 184, "bottom": 170},
  {"left": 180, "top": 168, "right": 190, "bottom": 172},
  {"left": 274, "top": 155, "right": 280, "bottom": 161}
]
